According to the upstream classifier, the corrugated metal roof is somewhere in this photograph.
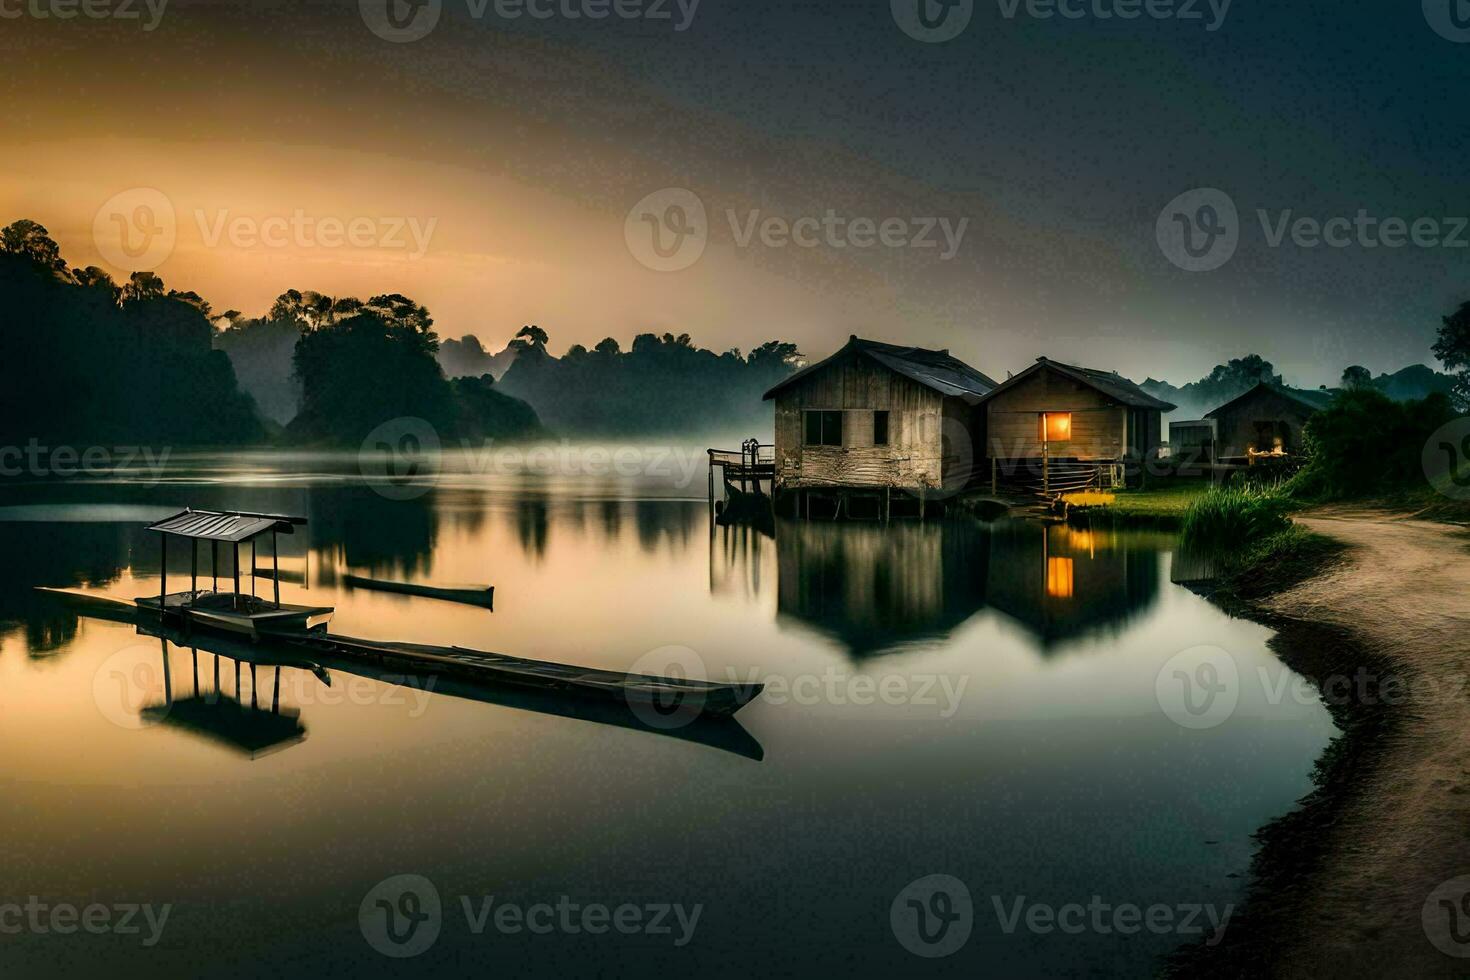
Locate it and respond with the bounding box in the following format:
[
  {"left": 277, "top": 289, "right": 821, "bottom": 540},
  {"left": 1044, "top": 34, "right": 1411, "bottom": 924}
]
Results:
[
  {"left": 147, "top": 509, "right": 305, "bottom": 543},
  {"left": 763, "top": 337, "right": 998, "bottom": 402},
  {"left": 973, "top": 358, "right": 1177, "bottom": 411}
]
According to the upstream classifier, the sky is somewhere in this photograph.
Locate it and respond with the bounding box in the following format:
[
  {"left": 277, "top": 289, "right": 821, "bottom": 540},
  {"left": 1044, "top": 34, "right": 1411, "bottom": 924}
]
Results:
[{"left": 1, "top": 0, "right": 1466, "bottom": 388}]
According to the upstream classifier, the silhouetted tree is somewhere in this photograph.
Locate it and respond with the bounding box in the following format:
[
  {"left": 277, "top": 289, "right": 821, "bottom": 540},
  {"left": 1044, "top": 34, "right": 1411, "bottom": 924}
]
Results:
[{"left": 1433, "top": 299, "right": 1470, "bottom": 411}]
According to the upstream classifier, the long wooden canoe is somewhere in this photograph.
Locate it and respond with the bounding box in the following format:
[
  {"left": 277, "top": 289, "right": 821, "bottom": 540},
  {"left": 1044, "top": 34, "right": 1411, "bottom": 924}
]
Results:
[
  {"left": 35, "top": 586, "right": 760, "bottom": 720},
  {"left": 342, "top": 574, "right": 495, "bottom": 609}
]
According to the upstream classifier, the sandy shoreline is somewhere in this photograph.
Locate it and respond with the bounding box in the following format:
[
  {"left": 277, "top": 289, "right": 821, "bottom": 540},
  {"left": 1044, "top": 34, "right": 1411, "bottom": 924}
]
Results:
[{"left": 1175, "top": 508, "right": 1470, "bottom": 978}]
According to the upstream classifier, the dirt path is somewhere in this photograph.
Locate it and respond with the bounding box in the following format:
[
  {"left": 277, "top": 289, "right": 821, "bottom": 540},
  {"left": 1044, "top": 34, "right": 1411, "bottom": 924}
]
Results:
[{"left": 1257, "top": 508, "right": 1470, "bottom": 977}]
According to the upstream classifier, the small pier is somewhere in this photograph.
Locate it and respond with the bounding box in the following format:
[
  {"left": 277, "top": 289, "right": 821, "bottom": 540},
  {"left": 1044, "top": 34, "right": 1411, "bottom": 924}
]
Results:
[{"left": 707, "top": 440, "right": 776, "bottom": 499}]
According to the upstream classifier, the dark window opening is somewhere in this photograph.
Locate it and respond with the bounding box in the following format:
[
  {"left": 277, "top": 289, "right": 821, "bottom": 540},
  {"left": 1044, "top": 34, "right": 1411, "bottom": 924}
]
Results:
[
  {"left": 873, "top": 411, "right": 889, "bottom": 446},
  {"left": 804, "top": 410, "right": 843, "bottom": 447}
]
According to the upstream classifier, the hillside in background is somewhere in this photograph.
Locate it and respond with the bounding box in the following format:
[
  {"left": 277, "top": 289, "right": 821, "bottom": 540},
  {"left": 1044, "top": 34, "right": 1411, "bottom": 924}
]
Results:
[
  {"left": 493, "top": 328, "right": 802, "bottom": 438},
  {"left": 1141, "top": 356, "right": 1457, "bottom": 422}
]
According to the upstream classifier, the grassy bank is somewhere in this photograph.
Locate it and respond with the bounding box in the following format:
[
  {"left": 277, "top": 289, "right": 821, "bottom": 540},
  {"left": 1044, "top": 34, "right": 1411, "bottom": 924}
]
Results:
[{"left": 1060, "top": 479, "right": 1211, "bottom": 528}]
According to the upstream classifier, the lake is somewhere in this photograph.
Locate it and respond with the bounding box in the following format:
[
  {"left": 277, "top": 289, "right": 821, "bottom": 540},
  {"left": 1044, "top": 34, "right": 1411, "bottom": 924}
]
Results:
[{"left": 0, "top": 448, "right": 1336, "bottom": 977}]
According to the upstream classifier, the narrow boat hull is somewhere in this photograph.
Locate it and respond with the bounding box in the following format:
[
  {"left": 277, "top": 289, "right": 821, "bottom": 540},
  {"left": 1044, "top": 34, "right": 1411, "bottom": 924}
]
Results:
[{"left": 342, "top": 575, "right": 495, "bottom": 609}]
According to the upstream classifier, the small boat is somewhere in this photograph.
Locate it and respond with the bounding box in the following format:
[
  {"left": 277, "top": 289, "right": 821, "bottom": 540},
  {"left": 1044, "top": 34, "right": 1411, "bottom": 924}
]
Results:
[
  {"left": 342, "top": 574, "right": 494, "bottom": 609},
  {"left": 135, "top": 509, "right": 335, "bottom": 639},
  {"left": 282, "top": 634, "right": 760, "bottom": 718}
]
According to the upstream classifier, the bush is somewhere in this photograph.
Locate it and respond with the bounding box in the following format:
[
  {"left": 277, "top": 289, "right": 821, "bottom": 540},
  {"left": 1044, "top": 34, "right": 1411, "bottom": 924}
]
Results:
[
  {"left": 1180, "top": 481, "right": 1292, "bottom": 549},
  {"left": 1291, "top": 388, "right": 1458, "bottom": 499}
]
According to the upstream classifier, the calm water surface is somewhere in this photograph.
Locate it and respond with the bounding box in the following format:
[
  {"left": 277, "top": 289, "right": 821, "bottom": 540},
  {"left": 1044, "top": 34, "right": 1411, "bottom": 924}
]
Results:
[{"left": 0, "top": 451, "right": 1336, "bottom": 978}]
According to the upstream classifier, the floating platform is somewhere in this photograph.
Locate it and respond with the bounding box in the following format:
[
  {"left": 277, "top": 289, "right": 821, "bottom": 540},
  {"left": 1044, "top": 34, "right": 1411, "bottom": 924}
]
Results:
[{"left": 135, "top": 591, "right": 335, "bottom": 639}]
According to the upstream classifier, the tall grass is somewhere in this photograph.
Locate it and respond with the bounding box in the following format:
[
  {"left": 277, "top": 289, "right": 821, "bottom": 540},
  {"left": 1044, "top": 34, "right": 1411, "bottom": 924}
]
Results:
[{"left": 1179, "top": 481, "right": 1292, "bottom": 549}]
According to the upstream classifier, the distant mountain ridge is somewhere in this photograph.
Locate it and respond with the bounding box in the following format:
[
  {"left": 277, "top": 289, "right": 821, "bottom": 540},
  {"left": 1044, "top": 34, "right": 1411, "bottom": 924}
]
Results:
[{"left": 1141, "top": 361, "right": 1455, "bottom": 421}]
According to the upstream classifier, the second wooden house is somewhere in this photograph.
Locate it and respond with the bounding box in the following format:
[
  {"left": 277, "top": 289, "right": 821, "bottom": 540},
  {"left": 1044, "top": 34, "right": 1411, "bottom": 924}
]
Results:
[{"left": 975, "top": 357, "right": 1176, "bottom": 493}]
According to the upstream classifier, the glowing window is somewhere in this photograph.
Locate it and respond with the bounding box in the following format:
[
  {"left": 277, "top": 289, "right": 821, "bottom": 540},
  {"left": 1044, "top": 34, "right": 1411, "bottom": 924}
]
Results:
[
  {"left": 1046, "top": 557, "right": 1074, "bottom": 598},
  {"left": 1041, "top": 412, "right": 1072, "bottom": 442}
]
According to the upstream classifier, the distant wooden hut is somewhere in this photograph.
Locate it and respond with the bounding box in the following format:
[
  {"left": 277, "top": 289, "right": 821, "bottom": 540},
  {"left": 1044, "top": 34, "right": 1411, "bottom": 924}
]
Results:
[
  {"left": 1204, "top": 381, "right": 1332, "bottom": 463},
  {"left": 975, "top": 357, "right": 1176, "bottom": 493},
  {"left": 763, "top": 336, "right": 997, "bottom": 516}
]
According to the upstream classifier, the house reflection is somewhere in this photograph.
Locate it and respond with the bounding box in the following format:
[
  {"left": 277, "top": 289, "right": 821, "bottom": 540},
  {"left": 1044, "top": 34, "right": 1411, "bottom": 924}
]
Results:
[
  {"left": 772, "top": 520, "right": 990, "bottom": 658},
  {"left": 760, "top": 517, "right": 1165, "bottom": 658},
  {"left": 985, "top": 522, "right": 1162, "bottom": 650}
]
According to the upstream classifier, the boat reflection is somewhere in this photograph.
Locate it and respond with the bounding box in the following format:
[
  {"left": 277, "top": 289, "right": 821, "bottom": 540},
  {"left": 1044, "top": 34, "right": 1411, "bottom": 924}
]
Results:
[{"left": 139, "top": 640, "right": 308, "bottom": 760}]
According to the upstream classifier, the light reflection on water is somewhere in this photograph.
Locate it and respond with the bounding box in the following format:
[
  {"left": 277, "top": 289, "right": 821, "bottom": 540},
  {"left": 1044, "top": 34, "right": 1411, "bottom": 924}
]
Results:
[{"left": 0, "top": 453, "right": 1336, "bottom": 978}]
